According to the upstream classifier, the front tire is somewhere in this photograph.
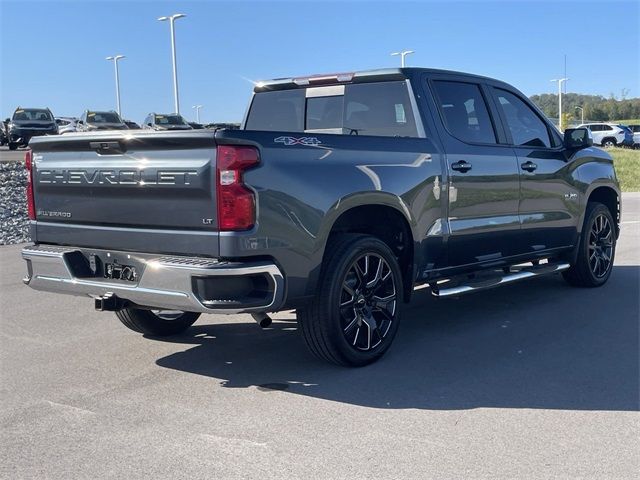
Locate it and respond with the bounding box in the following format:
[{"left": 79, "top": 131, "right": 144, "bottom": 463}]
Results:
[
  {"left": 297, "top": 234, "right": 403, "bottom": 367},
  {"left": 116, "top": 308, "right": 200, "bottom": 336},
  {"left": 563, "top": 202, "right": 616, "bottom": 287},
  {"left": 602, "top": 138, "right": 616, "bottom": 148}
]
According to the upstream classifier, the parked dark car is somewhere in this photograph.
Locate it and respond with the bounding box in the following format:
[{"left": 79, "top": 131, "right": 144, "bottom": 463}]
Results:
[
  {"left": 0, "top": 120, "right": 7, "bottom": 146},
  {"left": 77, "top": 111, "right": 129, "bottom": 131},
  {"left": 21, "top": 67, "right": 620, "bottom": 366},
  {"left": 142, "top": 113, "right": 192, "bottom": 130},
  {"left": 6, "top": 107, "right": 58, "bottom": 150}
]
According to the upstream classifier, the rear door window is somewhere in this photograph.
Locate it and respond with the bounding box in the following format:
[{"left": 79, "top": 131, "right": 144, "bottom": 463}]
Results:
[
  {"left": 493, "top": 89, "right": 552, "bottom": 148},
  {"left": 342, "top": 81, "right": 418, "bottom": 137},
  {"left": 432, "top": 81, "right": 496, "bottom": 144}
]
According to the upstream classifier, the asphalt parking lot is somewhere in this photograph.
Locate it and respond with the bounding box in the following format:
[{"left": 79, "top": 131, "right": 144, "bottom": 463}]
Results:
[
  {"left": 0, "top": 145, "right": 26, "bottom": 162},
  {"left": 1, "top": 195, "right": 638, "bottom": 479}
]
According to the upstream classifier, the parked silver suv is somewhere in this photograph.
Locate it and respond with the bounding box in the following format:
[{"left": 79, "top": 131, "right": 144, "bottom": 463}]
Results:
[{"left": 577, "top": 123, "right": 633, "bottom": 148}]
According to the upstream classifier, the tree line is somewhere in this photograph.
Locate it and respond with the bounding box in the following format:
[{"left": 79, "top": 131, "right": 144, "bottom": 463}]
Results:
[{"left": 529, "top": 93, "right": 640, "bottom": 123}]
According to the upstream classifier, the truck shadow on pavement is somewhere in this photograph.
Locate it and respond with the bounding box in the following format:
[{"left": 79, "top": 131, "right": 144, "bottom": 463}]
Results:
[{"left": 155, "top": 265, "right": 639, "bottom": 411}]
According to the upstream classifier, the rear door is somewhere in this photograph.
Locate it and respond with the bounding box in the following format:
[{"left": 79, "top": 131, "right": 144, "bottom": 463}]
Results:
[
  {"left": 489, "top": 87, "right": 579, "bottom": 251},
  {"left": 427, "top": 77, "right": 521, "bottom": 267}
]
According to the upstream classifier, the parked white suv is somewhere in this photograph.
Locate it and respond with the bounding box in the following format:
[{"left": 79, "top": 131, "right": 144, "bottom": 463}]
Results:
[{"left": 577, "top": 123, "right": 633, "bottom": 148}]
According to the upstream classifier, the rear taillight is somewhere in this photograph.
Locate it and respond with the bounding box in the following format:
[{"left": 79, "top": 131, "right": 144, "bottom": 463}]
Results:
[
  {"left": 216, "top": 145, "right": 260, "bottom": 231},
  {"left": 25, "top": 149, "right": 35, "bottom": 220}
]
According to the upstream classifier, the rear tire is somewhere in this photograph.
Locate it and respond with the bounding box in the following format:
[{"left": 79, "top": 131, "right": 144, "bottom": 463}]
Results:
[
  {"left": 297, "top": 234, "right": 403, "bottom": 367},
  {"left": 562, "top": 202, "right": 616, "bottom": 287},
  {"left": 601, "top": 138, "right": 616, "bottom": 148},
  {"left": 116, "top": 308, "right": 200, "bottom": 336}
]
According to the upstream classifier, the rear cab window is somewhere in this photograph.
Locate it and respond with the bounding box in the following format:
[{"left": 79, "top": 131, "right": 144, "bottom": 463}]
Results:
[{"left": 245, "top": 81, "right": 419, "bottom": 137}]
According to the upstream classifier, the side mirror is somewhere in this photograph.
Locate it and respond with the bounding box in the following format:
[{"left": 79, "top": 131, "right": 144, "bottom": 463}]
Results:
[
  {"left": 564, "top": 128, "right": 593, "bottom": 150},
  {"left": 78, "top": 120, "right": 84, "bottom": 125}
]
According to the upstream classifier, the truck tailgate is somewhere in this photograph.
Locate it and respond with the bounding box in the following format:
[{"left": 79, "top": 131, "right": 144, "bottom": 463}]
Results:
[{"left": 29, "top": 131, "right": 220, "bottom": 255}]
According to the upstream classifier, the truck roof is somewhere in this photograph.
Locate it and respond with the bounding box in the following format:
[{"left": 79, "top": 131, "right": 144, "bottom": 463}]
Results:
[{"left": 253, "top": 67, "right": 504, "bottom": 92}]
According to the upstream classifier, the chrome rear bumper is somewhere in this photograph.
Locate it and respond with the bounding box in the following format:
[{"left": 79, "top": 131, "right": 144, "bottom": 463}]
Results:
[{"left": 22, "top": 244, "right": 284, "bottom": 314}]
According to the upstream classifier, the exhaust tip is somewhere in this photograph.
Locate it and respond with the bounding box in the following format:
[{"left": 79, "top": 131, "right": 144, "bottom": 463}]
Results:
[{"left": 251, "top": 312, "right": 272, "bottom": 328}]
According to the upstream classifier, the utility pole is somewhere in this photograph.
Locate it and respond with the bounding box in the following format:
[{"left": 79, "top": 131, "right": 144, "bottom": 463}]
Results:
[
  {"left": 105, "top": 55, "right": 125, "bottom": 116},
  {"left": 551, "top": 78, "right": 569, "bottom": 130},
  {"left": 158, "top": 13, "right": 186, "bottom": 113},
  {"left": 192, "top": 105, "right": 203, "bottom": 123}
]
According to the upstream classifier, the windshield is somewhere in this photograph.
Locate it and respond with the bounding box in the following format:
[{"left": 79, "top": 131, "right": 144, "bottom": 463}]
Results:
[
  {"left": 12, "top": 109, "right": 53, "bottom": 122},
  {"left": 155, "top": 114, "right": 188, "bottom": 126},
  {"left": 87, "top": 112, "right": 123, "bottom": 124}
]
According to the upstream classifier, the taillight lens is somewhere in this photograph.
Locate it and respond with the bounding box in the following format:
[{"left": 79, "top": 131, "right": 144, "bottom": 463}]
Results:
[
  {"left": 216, "top": 145, "right": 259, "bottom": 231},
  {"left": 25, "top": 149, "right": 35, "bottom": 220}
]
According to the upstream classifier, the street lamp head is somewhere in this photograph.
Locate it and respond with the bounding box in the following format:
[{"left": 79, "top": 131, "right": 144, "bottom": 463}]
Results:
[{"left": 159, "top": 14, "right": 185, "bottom": 22}]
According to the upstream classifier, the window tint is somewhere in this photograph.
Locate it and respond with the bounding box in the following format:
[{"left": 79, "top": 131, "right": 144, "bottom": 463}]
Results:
[
  {"left": 432, "top": 81, "right": 496, "bottom": 144},
  {"left": 87, "top": 112, "right": 122, "bottom": 124},
  {"left": 245, "top": 89, "right": 304, "bottom": 131},
  {"left": 602, "top": 124, "right": 613, "bottom": 131},
  {"left": 343, "top": 81, "right": 418, "bottom": 137},
  {"left": 13, "top": 109, "right": 53, "bottom": 122},
  {"left": 246, "top": 81, "right": 418, "bottom": 137},
  {"left": 306, "top": 95, "right": 344, "bottom": 130},
  {"left": 494, "top": 89, "right": 551, "bottom": 148}
]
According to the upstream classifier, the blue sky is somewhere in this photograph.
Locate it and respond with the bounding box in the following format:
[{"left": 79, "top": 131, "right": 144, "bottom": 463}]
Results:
[{"left": 1, "top": 0, "right": 638, "bottom": 123}]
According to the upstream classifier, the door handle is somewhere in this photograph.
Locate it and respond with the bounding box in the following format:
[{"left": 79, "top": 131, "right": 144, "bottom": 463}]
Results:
[
  {"left": 451, "top": 160, "right": 472, "bottom": 173},
  {"left": 521, "top": 161, "right": 538, "bottom": 172}
]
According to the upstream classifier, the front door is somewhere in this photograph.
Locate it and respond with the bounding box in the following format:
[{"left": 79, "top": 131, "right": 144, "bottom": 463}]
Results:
[{"left": 490, "top": 87, "right": 579, "bottom": 252}]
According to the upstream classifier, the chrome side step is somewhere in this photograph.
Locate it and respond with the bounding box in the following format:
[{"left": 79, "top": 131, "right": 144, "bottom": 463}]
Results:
[{"left": 429, "top": 262, "right": 570, "bottom": 298}]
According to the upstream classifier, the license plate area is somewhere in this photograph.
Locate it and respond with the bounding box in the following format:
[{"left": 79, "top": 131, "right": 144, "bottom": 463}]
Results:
[
  {"left": 104, "top": 262, "right": 138, "bottom": 282},
  {"left": 65, "top": 250, "right": 145, "bottom": 283}
]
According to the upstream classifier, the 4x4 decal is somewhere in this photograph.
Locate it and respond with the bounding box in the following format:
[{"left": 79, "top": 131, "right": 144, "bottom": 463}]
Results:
[{"left": 274, "top": 136, "right": 322, "bottom": 146}]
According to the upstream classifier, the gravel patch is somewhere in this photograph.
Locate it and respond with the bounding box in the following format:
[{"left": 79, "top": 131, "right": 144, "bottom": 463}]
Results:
[{"left": 0, "top": 161, "right": 30, "bottom": 245}]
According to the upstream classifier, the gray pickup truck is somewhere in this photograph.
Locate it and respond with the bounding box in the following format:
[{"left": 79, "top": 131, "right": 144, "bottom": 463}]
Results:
[{"left": 22, "top": 68, "right": 620, "bottom": 366}]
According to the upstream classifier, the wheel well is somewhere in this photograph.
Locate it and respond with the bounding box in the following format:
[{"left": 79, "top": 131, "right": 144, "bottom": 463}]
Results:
[
  {"left": 326, "top": 205, "right": 414, "bottom": 301},
  {"left": 601, "top": 137, "right": 617, "bottom": 144},
  {"left": 588, "top": 187, "right": 620, "bottom": 235}
]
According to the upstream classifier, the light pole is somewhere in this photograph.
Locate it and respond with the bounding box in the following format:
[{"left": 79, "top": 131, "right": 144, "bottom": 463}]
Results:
[
  {"left": 391, "top": 50, "right": 414, "bottom": 67},
  {"left": 158, "top": 13, "right": 186, "bottom": 114},
  {"left": 550, "top": 78, "right": 569, "bottom": 130},
  {"left": 105, "top": 55, "right": 125, "bottom": 116},
  {"left": 575, "top": 106, "right": 584, "bottom": 125},
  {"left": 192, "top": 105, "right": 203, "bottom": 123}
]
